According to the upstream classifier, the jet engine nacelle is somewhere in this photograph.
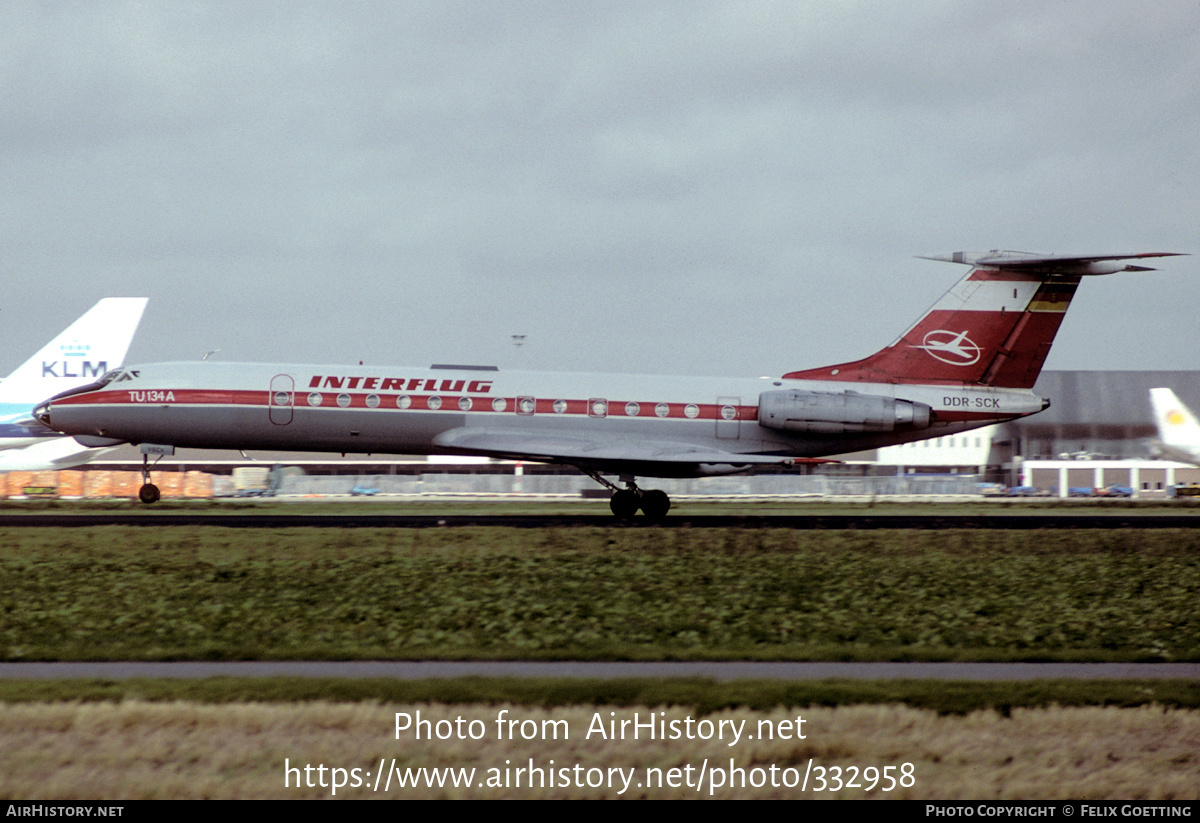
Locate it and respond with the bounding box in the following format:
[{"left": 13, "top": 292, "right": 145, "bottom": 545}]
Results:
[{"left": 758, "top": 389, "right": 932, "bottom": 434}]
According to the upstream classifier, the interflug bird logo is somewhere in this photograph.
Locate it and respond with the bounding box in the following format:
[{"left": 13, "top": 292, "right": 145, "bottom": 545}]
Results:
[{"left": 910, "top": 330, "right": 982, "bottom": 366}]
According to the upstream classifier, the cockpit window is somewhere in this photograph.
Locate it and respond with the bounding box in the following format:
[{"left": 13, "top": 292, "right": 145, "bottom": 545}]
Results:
[{"left": 97, "top": 369, "right": 138, "bottom": 386}]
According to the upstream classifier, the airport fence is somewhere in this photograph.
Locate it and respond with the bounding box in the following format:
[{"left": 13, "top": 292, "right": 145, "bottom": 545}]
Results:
[{"left": 0, "top": 469, "right": 980, "bottom": 499}]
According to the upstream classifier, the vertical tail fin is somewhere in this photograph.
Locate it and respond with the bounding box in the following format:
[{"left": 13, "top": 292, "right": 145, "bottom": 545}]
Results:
[
  {"left": 0, "top": 298, "right": 149, "bottom": 405},
  {"left": 1150, "top": 387, "right": 1200, "bottom": 464},
  {"left": 784, "top": 252, "right": 1183, "bottom": 389}
]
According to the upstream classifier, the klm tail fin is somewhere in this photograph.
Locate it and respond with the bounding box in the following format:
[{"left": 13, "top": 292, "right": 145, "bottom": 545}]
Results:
[
  {"left": 0, "top": 298, "right": 148, "bottom": 405},
  {"left": 785, "top": 252, "right": 1184, "bottom": 389}
]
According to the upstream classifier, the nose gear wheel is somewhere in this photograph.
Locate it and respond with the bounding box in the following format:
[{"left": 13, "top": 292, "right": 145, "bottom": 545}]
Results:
[{"left": 138, "top": 453, "right": 161, "bottom": 505}]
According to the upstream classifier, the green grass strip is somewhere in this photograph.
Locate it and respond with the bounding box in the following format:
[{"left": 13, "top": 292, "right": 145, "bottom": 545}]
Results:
[{"left": 3, "top": 526, "right": 1197, "bottom": 663}]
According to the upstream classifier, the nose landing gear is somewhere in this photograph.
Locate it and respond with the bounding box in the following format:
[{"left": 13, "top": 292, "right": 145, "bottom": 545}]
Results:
[{"left": 138, "top": 453, "right": 160, "bottom": 504}]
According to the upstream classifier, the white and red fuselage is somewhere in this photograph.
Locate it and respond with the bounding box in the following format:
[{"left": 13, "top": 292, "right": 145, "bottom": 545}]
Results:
[
  {"left": 33, "top": 252, "right": 1182, "bottom": 489},
  {"left": 39, "top": 362, "right": 1047, "bottom": 476}
]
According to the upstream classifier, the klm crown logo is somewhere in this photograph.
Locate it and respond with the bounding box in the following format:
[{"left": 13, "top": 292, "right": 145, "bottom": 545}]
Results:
[{"left": 42, "top": 340, "right": 105, "bottom": 378}]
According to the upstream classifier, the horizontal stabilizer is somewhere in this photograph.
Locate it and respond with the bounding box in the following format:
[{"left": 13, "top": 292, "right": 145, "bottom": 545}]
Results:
[{"left": 916, "top": 251, "right": 1187, "bottom": 275}]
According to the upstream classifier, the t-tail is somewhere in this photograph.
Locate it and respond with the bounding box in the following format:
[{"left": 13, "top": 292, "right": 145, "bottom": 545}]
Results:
[{"left": 784, "top": 252, "right": 1185, "bottom": 389}]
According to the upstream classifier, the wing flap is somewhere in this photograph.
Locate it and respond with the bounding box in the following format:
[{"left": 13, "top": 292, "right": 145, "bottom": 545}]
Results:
[{"left": 431, "top": 428, "right": 795, "bottom": 469}]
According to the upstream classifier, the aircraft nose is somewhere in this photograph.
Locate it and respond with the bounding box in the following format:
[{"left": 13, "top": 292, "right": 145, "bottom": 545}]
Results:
[
  {"left": 33, "top": 379, "right": 109, "bottom": 431},
  {"left": 34, "top": 400, "right": 52, "bottom": 428}
]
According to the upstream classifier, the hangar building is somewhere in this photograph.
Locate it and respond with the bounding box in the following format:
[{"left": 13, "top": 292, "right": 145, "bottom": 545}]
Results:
[{"left": 879, "top": 370, "right": 1200, "bottom": 494}]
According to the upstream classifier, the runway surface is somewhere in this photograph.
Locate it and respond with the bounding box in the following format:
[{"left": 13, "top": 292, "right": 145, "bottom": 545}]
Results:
[
  {"left": 5, "top": 512, "right": 1200, "bottom": 528},
  {"left": 1, "top": 661, "right": 1196, "bottom": 680}
]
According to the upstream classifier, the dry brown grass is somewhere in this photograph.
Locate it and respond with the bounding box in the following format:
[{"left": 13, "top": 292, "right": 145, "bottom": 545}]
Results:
[{"left": 2, "top": 701, "right": 1197, "bottom": 799}]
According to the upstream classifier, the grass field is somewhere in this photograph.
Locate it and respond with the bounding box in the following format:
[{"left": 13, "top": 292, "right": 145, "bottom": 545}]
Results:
[
  {"left": 3, "top": 513, "right": 1197, "bottom": 799},
  {"left": 2, "top": 700, "right": 1196, "bottom": 799},
  {"left": 2, "top": 525, "right": 1196, "bottom": 662}
]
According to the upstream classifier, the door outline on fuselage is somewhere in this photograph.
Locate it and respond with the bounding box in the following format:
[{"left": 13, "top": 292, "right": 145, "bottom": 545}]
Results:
[
  {"left": 269, "top": 374, "right": 294, "bottom": 425},
  {"left": 716, "top": 396, "right": 740, "bottom": 439}
]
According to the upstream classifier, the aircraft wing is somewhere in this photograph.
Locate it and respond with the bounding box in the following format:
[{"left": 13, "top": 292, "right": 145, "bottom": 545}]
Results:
[
  {"left": 431, "top": 428, "right": 796, "bottom": 475},
  {"left": 0, "top": 436, "right": 117, "bottom": 471}
]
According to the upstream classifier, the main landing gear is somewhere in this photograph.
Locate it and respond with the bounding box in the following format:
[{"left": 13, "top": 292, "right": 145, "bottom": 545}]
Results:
[
  {"left": 583, "top": 471, "right": 671, "bottom": 520},
  {"left": 138, "top": 453, "right": 160, "bottom": 504}
]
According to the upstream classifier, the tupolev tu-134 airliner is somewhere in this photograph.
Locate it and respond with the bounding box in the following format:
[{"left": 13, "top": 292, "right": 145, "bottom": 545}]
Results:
[{"left": 35, "top": 251, "right": 1184, "bottom": 517}]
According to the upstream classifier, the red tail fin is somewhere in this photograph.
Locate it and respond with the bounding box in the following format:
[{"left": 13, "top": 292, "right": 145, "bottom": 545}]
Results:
[{"left": 784, "top": 251, "right": 1183, "bottom": 389}]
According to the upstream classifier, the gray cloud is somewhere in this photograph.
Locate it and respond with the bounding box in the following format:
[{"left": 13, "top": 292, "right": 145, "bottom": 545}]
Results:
[{"left": 1, "top": 1, "right": 1195, "bottom": 379}]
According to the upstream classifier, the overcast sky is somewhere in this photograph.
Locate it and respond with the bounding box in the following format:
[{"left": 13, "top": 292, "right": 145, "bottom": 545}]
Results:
[{"left": 2, "top": 1, "right": 1197, "bottom": 380}]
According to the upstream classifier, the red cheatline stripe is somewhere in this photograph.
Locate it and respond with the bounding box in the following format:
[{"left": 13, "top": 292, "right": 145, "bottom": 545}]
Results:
[{"left": 56, "top": 389, "right": 760, "bottom": 421}]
